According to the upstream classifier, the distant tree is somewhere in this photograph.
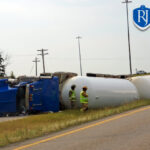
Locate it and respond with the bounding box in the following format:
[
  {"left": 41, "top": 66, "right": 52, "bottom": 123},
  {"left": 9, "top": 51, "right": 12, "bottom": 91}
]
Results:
[
  {"left": 10, "top": 71, "right": 15, "bottom": 79},
  {"left": 0, "top": 51, "right": 10, "bottom": 77}
]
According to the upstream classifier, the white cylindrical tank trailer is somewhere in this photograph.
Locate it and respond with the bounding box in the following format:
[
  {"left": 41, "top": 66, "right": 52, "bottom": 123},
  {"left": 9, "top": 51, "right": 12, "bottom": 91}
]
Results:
[
  {"left": 130, "top": 76, "right": 150, "bottom": 99},
  {"left": 61, "top": 76, "right": 139, "bottom": 109}
]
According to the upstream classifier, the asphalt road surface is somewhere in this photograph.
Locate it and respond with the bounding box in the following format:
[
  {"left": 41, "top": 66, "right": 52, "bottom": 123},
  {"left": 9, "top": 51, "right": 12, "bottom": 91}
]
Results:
[{"left": 2, "top": 106, "right": 150, "bottom": 150}]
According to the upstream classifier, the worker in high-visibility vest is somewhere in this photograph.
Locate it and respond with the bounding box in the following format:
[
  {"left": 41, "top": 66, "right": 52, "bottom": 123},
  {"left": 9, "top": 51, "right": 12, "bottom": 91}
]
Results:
[
  {"left": 80, "top": 86, "right": 88, "bottom": 112},
  {"left": 69, "top": 85, "right": 76, "bottom": 109}
]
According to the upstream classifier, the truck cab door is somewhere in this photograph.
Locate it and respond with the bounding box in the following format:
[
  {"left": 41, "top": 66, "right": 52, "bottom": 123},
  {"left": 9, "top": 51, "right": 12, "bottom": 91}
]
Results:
[{"left": 28, "top": 81, "right": 43, "bottom": 112}]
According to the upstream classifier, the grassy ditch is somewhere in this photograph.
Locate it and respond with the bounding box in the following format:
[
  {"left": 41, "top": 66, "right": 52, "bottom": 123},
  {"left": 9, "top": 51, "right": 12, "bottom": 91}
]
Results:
[
  {"left": 0, "top": 99, "right": 150, "bottom": 147},
  {"left": 131, "top": 73, "right": 150, "bottom": 77}
]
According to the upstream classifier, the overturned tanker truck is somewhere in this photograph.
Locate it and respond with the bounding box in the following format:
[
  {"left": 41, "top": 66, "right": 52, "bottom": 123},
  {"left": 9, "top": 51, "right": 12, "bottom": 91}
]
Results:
[
  {"left": 0, "top": 72, "right": 148, "bottom": 116},
  {"left": 61, "top": 76, "right": 140, "bottom": 109},
  {"left": 54, "top": 72, "right": 140, "bottom": 109}
]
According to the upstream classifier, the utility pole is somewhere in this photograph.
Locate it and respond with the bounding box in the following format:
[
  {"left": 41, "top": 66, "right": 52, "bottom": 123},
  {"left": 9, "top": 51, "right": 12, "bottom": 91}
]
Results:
[
  {"left": 32, "top": 57, "right": 40, "bottom": 76},
  {"left": 122, "top": 0, "right": 132, "bottom": 75},
  {"left": 76, "top": 36, "right": 83, "bottom": 76},
  {"left": 37, "top": 49, "right": 48, "bottom": 74}
]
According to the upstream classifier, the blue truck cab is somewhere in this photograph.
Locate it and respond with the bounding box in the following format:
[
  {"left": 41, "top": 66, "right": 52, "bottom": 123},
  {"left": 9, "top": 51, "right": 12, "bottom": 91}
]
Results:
[
  {"left": 0, "top": 79, "right": 18, "bottom": 115},
  {"left": 27, "top": 77, "right": 59, "bottom": 113},
  {"left": 0, "top": 77, "right": 59, "bottom": 115}
]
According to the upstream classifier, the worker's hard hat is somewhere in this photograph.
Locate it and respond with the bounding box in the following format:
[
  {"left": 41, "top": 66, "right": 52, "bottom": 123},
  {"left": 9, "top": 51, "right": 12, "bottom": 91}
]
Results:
[{"left": 83, "top": 86, "right": 88, "bottom": 89}]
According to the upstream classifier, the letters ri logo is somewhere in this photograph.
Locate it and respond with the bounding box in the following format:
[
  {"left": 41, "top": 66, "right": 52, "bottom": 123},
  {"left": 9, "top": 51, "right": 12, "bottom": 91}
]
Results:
[{"left": 133, "top": 5, "right": 150, "bottom": 30}]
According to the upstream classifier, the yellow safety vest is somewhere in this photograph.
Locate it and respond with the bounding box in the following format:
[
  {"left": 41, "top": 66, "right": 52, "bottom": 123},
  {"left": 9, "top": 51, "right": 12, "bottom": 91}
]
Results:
[
  {"left": 69, "top": 90, "right": 76, "bottom": 101},
  {"left": 80, "top": 91, "right": 88, "bottom": 104}
]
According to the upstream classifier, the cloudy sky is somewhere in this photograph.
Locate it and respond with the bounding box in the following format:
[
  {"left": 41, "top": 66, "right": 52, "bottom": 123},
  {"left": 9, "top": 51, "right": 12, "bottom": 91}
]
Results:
[{"left": 0, "top": 0, "right": 150, "bottom": 76}]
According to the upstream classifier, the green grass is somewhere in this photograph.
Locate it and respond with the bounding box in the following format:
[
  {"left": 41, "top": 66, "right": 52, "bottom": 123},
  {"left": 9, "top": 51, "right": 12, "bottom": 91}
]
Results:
[
  {"left": 0, "top": 99, "right": 150, "bottom": 147},
  {"left": 131, "top": 73, "right": 150, "bottom": 77}
]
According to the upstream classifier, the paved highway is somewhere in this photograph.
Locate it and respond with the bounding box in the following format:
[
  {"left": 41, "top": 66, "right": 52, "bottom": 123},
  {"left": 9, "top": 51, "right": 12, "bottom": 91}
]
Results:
[{"left": 2, "top": 106, "right": 150, "bottom": 150}]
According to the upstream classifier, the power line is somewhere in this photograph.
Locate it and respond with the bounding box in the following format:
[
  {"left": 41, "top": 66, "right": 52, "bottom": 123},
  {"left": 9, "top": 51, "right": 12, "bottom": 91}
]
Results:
[
  {"left": 37, "top": 49, "right": 48, "bottom": 74},
  {"left": 122, "top": 0, "right": 132, "bottom": 75},
  {"left": 29, "top": 64, "right": 34, "bottom": 75},
  {"left": 32, "top": 57, "right": 40, "bottom": 76}
]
